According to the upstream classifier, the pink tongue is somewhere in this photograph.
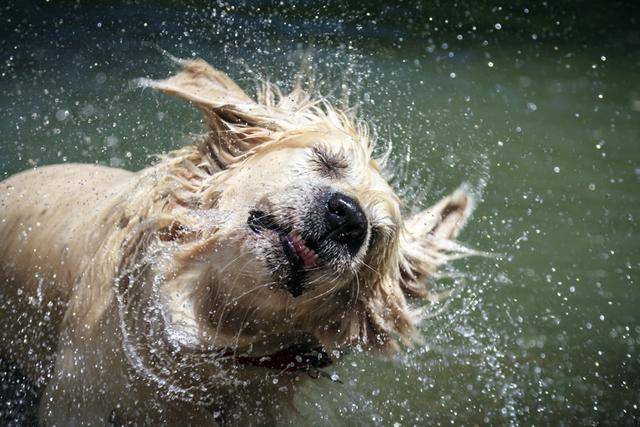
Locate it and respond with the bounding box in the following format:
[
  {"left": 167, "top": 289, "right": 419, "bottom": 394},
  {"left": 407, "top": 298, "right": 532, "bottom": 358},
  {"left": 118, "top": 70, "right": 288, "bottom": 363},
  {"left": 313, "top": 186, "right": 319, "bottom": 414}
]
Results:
[{"left": 291, "top": 238, "right": 317, "bottom": 268}]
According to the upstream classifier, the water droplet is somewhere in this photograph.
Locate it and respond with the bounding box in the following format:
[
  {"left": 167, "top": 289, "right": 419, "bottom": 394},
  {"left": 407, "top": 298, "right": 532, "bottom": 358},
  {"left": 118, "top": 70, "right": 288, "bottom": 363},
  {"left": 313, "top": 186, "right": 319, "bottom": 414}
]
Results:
[
  {"left": 55, "top": 109, "right": 69, "bottom": 122},
  {"left": 106, "top": 135, "right": 119, "bottom": 147}
]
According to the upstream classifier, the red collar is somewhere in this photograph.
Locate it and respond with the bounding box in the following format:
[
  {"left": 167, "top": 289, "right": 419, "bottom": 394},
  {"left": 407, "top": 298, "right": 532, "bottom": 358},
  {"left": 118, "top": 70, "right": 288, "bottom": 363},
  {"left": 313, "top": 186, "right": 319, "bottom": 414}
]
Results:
[{"left": 219, "top": 344, "right": 333, "bottom": 373}]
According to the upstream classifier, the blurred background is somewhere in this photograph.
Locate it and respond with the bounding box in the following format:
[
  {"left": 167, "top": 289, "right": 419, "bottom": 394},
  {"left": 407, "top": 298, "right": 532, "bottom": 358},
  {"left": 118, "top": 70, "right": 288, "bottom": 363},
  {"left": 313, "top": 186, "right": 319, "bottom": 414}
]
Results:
[{"left": 1, "top": 0, "right": 638, "bottom": 424}]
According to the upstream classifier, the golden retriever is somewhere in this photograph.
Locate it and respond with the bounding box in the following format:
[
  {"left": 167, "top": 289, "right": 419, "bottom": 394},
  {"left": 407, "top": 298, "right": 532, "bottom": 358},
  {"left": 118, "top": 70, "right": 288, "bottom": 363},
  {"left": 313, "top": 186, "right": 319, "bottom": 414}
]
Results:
[{"left": 0, "top": 58, "right": 475, "bottom": 425}]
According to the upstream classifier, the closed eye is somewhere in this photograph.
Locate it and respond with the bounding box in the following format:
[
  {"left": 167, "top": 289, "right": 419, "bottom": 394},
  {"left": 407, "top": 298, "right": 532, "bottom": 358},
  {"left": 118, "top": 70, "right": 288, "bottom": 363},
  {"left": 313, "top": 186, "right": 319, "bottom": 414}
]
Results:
[{"left": 311, "top": 146, "right": 349, "bottom": 178}]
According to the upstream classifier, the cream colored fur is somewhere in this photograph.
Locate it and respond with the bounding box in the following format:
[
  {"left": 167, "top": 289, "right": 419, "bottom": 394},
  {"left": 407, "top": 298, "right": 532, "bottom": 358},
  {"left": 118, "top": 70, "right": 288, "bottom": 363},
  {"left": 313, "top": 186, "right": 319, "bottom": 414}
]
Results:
[{"left": 0, "top": 59, "right": 475, "bottom": 425}]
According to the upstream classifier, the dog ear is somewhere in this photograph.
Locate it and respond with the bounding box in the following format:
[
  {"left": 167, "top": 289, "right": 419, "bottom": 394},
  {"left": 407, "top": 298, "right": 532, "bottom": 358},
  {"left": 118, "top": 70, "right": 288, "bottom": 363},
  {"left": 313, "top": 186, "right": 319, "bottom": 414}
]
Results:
[
  {"left": 398, "top": 188, "right": 475, "bottom": 299},
  {"left": 142, "top": 59, "right": 279, "bottom": 169},
  {"left": 144, "top": 58, "right": 255, "bottom": 107}
]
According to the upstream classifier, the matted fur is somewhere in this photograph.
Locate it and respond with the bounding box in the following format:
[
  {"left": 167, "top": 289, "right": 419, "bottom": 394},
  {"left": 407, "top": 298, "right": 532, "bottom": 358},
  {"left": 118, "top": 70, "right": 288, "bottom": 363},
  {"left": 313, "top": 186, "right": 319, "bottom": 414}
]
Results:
[{"left": 0, "top": 58, "right": 477, "bottom": 424}]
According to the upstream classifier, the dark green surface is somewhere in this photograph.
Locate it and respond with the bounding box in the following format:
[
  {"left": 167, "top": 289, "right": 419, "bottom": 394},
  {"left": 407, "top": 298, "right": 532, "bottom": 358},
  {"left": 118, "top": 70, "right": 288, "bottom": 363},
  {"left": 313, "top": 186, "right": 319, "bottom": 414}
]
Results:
[{"left": 1, "top": 1, "right": 638, "bottom": 424}]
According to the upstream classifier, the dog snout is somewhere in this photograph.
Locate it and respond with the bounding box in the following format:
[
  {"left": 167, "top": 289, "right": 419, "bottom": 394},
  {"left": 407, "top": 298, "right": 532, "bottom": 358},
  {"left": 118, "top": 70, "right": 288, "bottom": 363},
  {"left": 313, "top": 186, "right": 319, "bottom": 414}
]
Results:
[{"left": 325, "top": 192, "right": 368, "bottom": 255}]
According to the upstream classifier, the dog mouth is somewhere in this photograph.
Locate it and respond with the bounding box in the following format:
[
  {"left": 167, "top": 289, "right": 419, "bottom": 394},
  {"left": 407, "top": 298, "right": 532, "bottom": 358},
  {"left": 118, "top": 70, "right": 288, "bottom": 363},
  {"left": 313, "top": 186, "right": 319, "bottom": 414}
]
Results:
[{"left": 248, "top": 210, "right": 321, "bottom": 296}]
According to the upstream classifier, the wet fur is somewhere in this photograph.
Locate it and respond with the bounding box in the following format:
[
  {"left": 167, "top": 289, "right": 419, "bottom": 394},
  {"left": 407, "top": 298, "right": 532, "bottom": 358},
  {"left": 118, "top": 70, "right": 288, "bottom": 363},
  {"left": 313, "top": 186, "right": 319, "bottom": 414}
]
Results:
[{"left": 0, "top": 59, "right": 476, "bottom": 425}]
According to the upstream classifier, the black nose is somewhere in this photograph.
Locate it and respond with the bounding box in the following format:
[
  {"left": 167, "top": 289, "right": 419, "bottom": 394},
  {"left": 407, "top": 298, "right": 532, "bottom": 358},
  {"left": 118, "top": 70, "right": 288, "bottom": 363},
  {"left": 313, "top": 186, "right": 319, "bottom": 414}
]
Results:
[{"left": 325, "top": 192, "right": 368, "bottom": 255}]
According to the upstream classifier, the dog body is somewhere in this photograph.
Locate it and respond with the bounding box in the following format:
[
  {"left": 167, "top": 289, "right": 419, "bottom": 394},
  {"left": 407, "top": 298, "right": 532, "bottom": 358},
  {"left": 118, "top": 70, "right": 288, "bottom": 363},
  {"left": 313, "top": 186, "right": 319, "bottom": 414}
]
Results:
[{"left": 0, "top": 60, "right": 474, "bottom": 424}]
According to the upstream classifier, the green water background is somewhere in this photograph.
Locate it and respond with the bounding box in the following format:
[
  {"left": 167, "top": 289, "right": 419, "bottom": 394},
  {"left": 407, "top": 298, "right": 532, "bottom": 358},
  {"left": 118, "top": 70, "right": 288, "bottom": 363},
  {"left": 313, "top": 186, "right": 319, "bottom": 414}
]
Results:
[{"left": 1, "top": 1, "right": 638, "bottom": 424}]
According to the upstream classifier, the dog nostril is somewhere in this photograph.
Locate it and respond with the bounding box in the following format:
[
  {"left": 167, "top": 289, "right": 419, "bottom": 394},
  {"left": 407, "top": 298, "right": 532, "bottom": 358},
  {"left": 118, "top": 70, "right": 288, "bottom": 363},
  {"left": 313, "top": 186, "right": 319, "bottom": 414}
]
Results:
[
  {"left": 325, "top": 192, "right": 368, "bottom": 254},
  {"left": 328, "top": 196, "right": 348, "bottom": 217}
]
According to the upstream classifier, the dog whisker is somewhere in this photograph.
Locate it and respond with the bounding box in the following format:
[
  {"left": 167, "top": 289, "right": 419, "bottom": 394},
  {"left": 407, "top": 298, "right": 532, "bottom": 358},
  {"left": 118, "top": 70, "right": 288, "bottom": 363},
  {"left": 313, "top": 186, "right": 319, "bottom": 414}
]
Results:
[
  {"left": 219, "top": 252, "right": 251, "bottom": 273},
  {"left": 210, "top": 257, "right": 257, "bottom": 348},
  {"left": 360, "top": 260, "right": 381, "bottom": 277},
  {"left": 301, "top": 270, "right": 344, "bottom": 307},
  {"left": 222, "top": 281, "right": 276, "bottom": 308},
  {"left": 231, "top": 287, "right": 265, "bottom": 353},
  {"left": 351, "top": 272, "right": 361, "bottom": 306}
]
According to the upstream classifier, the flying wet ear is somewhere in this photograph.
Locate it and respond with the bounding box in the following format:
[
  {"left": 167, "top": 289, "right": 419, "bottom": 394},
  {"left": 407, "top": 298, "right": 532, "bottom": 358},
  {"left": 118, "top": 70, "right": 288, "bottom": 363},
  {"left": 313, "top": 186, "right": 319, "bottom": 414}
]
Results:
[
  {"left": 398, "top": 188, "right": 475, "bottom": 299},
  {"left": 140, "top": 59, "right": 278, "bottom": 170},
  {"left": 143, "top": 58, "right": 255, "bottom": 107}
]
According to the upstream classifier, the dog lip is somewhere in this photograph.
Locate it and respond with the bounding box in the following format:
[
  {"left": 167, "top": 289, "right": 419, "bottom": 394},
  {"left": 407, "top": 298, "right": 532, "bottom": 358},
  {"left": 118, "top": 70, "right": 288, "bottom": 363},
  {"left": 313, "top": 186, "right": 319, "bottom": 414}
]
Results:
[
  {"left": 248, "top": 210, "right": 320, "bottom": 296},
  {"left": 288, "top": 233, "right": 318, "bottom": 269},
  {"left": 248, "top": 210, "right": 319, "bottom": 270},
  {"left": 278, "top": 229, "right": 319, "bottom": 273},
  {"left": 248, "top": 210, "right": 281, "bottom": 234},
  {"left": 280, "top": 233, "right": 300, "bottom": 266}
]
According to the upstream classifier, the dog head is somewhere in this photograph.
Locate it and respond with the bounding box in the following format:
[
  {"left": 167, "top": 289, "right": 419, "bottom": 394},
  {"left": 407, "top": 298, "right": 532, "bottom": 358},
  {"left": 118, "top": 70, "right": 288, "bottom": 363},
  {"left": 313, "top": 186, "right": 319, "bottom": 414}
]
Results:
[{"left": 126, "top": 59, "right": 475, "bottom": 382}]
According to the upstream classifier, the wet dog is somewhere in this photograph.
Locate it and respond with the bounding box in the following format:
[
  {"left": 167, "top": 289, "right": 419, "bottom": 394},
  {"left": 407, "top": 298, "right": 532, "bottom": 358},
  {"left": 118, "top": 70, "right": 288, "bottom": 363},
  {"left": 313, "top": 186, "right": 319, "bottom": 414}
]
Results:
[{"left": 0, "top": 59, "right": 475, "bottom": 424}]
